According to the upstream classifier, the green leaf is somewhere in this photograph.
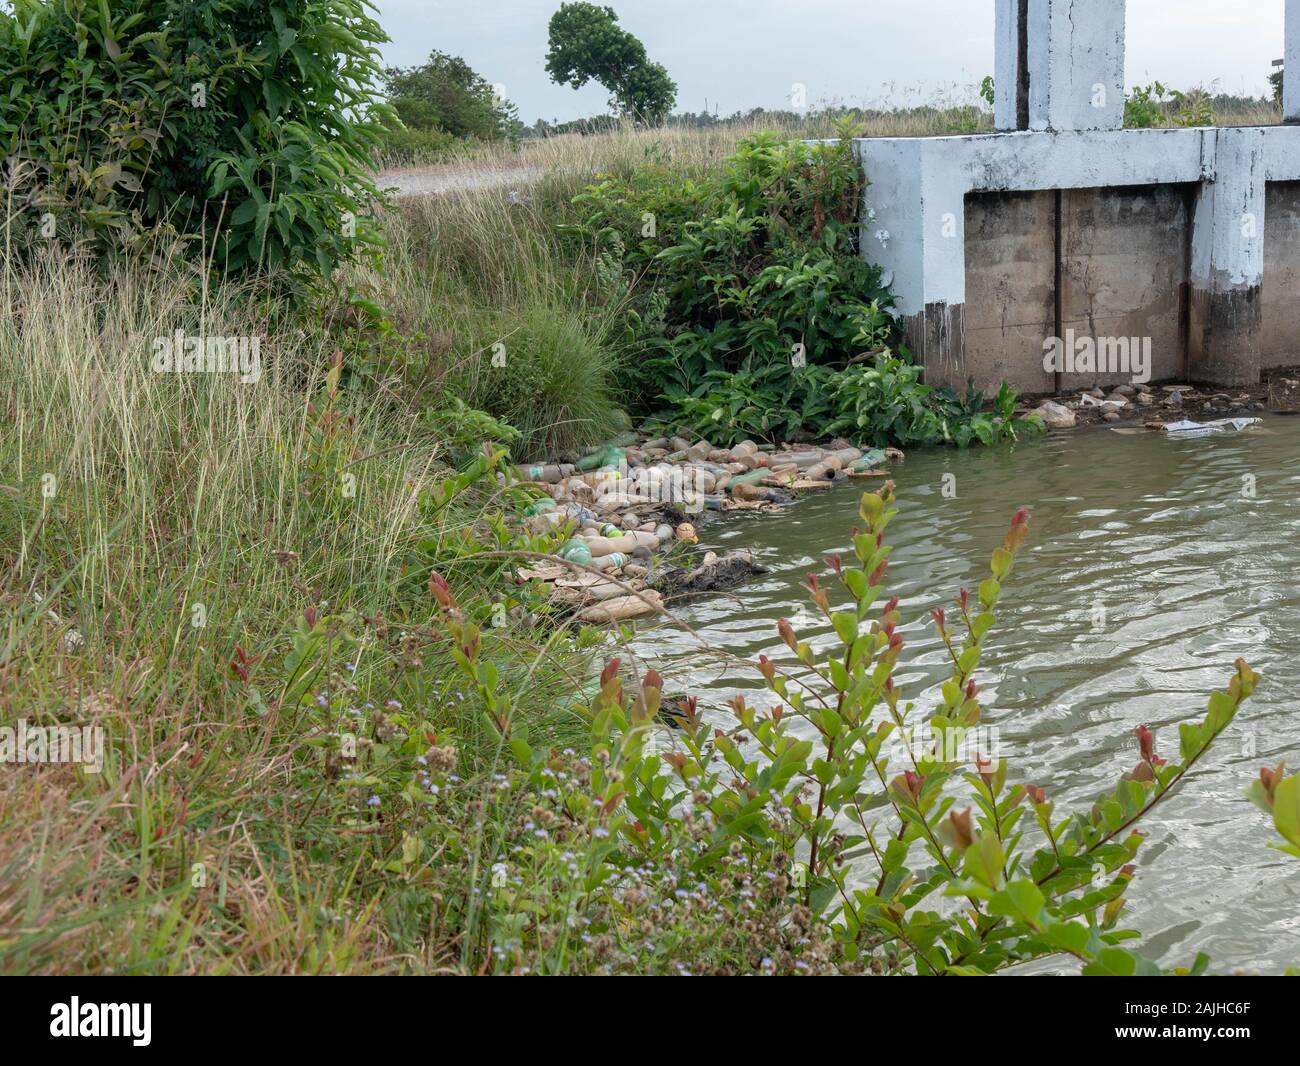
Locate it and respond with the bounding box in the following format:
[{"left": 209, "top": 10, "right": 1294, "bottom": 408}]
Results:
[
  {"left": 230, "top": 197, "right": 259, "bottom": 226},
  {"left": 832, "top": 610, "right": 858, "bottom": 645},
  {"left": 988, "top": 879, "right": 1045, "bottom": 928},
  {"left": 963, "top": 832, "right": 1005, "bottom": 890},
  {"left": 1273, "top": 774, "right": 1300, "bottom": 848}
]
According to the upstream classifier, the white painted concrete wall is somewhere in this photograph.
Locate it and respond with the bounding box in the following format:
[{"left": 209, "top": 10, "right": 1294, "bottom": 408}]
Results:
[
  {"left": 1286, "top": 0, "right": 1300, "bottom": 123},
  {"left": 857, "top": 125, "right": 1300, "bottom": 314},
  {"left": 1029, "top": 0, "right": 1126, "bottom": 132},
  {"left": 995, "top": 0, "right": 1126, "bottom": 132},
  {"left": 993, "top": 0, "right": 1021, "bottom": 132},
  {"left": 1192, "top": 127, "right": 1267, "bottom": 290}
]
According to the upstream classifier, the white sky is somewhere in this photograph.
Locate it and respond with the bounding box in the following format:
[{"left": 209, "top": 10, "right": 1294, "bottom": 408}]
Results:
[{"left": 376, "top": 0, "right": 1287, "bottom": 123}]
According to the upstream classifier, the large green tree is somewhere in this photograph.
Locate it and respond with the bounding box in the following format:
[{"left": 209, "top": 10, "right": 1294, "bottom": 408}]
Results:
[
  {"left": 383, "top": 50, "right": 518, "bottom": 140},
  {"left": 544, "top": 3, "right": 676, "bottom": 124}
]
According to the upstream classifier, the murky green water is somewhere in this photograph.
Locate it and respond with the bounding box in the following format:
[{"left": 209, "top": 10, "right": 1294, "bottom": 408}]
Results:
[{"left": 632, "top": 417, "right": 1300, "bottom": 972}]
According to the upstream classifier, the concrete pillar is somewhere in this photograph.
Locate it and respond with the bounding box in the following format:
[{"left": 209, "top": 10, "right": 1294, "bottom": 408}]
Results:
[
  {"left": 996, "top": 0, "right": 1126, "bottom": 132},
  {"left": 856, "top": 140, "right": 968, "bottom": 387},
  {"left": 1286, "top": 0, "right": 1300, "bottom": 123},
  {"left": 994, "top": 0, "right": 1026, "bottom": 131},
  {"left": 1189, "top": 127, "right": 1265, "bottom": 386}
]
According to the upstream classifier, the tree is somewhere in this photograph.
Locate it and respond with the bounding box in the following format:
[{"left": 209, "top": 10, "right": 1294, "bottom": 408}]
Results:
[
  {"left": 384, "top": 50, "right": 519, "bottom": 140},
  {"left": 545, "top": 3, "right": 676, "bottom": 124}
]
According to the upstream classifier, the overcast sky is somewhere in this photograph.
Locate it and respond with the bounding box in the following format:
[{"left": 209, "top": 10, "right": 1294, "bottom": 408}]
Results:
[{"left": 377, "top": 0, "right": 1287, "bottom": 123}]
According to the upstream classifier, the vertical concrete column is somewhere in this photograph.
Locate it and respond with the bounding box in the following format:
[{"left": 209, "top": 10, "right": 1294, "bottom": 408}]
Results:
[
  {"left": 855, "top": 140, "right": 969, "bottom": 388},
  {"left": 994, "top": 0, "right": 1027, "bottom": 131},
  {"left": 1189, "top": 127, "right": 1265, "bottom": 386},
  {"left": 1286, "top": 0, "right": 1300, "bottom": 123},
  {"left": 997, "top": 0, "right": 1126, "bottom": 132}
]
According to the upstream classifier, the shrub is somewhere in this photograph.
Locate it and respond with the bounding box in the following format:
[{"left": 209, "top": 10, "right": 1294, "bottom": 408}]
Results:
[
  {"left": 375, "top": 123, "right": 460, "bottom": 168},
  {"left": 0, "top": 0, "right": 391, "bottom": 281},
  {"left": 566, "top": 125, "right": 1034, "bottom": 448},
  {"left": 567, "top": 124, "right": 888, "bottom": 394},
  {"left": 434, "top": 485, "right": 1265, "bottom": 975},
  {"left": 660, "top": 329, "right": 1040, "bottom": 448},
  {"left": 1124, "top": 82, "right": 1216, "bottom": 129}
]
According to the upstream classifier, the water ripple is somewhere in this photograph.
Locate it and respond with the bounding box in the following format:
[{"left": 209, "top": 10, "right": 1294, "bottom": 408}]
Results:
[{"left": 632, "top": 418, "right": 1300, "bottom": 971}]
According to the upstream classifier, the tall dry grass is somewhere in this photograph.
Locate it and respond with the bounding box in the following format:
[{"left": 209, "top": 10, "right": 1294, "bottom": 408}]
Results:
[
  {"left": 377, "top": 103, "right": 998, "bottom": 179},
  {"left": 361, "top": 167, "right": 633, "bottom": 459},
  {"left": 0, "top": 245, "right": 588, "bottom": 972}
]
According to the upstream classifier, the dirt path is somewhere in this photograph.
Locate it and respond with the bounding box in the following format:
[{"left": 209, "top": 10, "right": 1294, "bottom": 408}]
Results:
[{"left": 375, "top": 163, "right": 543, "bottom": 197}]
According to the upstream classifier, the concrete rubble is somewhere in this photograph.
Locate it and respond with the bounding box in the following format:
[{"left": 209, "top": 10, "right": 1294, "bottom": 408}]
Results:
[
  {"left": 510, "top": 434, "right": 899, "bottom": 621},
  {"left": 1026, "top": 377, "right": 1286, "bottom": 430}
]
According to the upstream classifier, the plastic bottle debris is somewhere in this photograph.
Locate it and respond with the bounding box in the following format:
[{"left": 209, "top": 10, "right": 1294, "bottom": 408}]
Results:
[
  {"left": 848, "top": 449, "right": 887, "bottom": 472},
  {"left": 521, "top": 432, "right": 913, "bottom": 622},
  {"left": 576, "top": 445, "right": 625, "bottom": 472},
  {"left": 522, "top": 498, "right": 556, "bottom": 517},
  {"left": 576, "top": 590, "right": 663, "bottom": 623},
  {"left": 1162, "top": 417, "right": 1263, "bottom": 437},
  {"left": 557, "top": 539, "right": 593, "bottom": 564}
]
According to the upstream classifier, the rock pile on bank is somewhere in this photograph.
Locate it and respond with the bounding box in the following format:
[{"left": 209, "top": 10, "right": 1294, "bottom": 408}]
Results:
[
  {"left": 512, "top": 434, "right": 900, "bottom": 621},
  {"left": 1033, "top": 382, "right": 1273, "bottom": 429}
]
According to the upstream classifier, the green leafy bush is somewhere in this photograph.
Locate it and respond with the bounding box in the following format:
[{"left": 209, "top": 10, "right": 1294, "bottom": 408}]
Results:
[
  {"left": 663, "top": 348, "right": 1039, "bottom": 448},
  {"left": 0, "top": 0, "right": 391, "bottom": 280},
  {"left": 375, "top": 123, "right": 460, "bottom": 167},
  {"left": 567, "top": 124, "right": 886, "bottom": 396},
  {"left": 1124, "top": 82, "right": 1216, "bottom": 129},
  {"left": 1123, "top": 82, "right": 1174, "bottom": 128},
  {"left": 383, "top": 49, "right": 519, "bottom": 142},
  {"left": 567, "top": 125, "right": 1033, "bottom": 448},
  {"left": 376, "top": 47, "right": 521, "bottom": 166},
  {"left": 433, "top": 485, "right": 1266, "bottom": 975}
]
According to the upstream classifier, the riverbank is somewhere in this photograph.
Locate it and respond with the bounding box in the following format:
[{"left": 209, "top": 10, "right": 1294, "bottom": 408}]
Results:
[
  {"left": 1027, "top": 367, "right": 1300, "bottom": 429},
  {"left": 511, "top": 433, "right": 905, "bottom": 620}
]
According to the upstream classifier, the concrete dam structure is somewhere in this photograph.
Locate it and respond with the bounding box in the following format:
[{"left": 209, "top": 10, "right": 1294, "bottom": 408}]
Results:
[{"left": 856, "top": 0, "right": 1300, "bottom": 392}]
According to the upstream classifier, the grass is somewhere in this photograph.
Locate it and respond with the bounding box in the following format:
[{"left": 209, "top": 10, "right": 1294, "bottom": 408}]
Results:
[
  {"left": 376, "top": 93, "right": 1286, "bottom": 175},
  {"left": 0, "top": 246, "right": 594, "bottom": 973},
  {"left": 357, "top": 152, "right": 649, "bottom": 460},
  {"left": 376, "top": 100, "right": 998, "bottom": 175}
]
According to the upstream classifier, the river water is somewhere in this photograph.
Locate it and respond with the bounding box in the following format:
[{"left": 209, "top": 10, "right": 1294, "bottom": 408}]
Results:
[{"left": 631, "top": 417, "right": 1300, "bottom": 972}]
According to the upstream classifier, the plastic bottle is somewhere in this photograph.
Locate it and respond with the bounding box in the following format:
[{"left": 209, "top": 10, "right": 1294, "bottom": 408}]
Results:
[
  {"left": 576, "top": 445, "right": 626, "bottom": 472},
  {"left": 849, "top": 450, "right": 887, "bottom": 472},
  {"left": 583, "top": 533, "right": 659, "bottom": 557},
  {"left": 557, "top": 539, "right": 592, "bottom": 565},
  {"left": 516, "top": 464, "right": 572, "bottom": 483}
]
